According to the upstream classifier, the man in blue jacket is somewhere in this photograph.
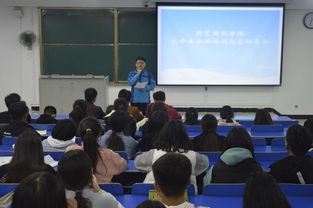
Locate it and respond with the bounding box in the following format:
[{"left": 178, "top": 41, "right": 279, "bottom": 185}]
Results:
[{"left": 128, "top": 57, "right": 156, "bottom": 115}]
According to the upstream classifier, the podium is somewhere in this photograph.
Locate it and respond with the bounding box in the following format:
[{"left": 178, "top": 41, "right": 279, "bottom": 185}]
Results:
[{"left": 39, "top": 75, "right": 109, "bottom": 114}]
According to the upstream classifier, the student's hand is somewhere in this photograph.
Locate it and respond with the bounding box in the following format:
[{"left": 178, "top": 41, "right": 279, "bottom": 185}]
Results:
[
  {"left": 91, "top": 174, "right": 101, "bottom": 193},
  {"left": 66, "top": 197, "right": 77, "bottom": 208}
]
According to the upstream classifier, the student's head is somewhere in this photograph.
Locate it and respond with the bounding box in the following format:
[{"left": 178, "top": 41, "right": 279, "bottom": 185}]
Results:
[
  {"left": 154, "top": 120, "right": 191, "bottom": 153},
  {"left": 106, "top": 112, "right": 128, "bottom": 151},
  {"left": 243, "top": 172, "right": 291, "bottom": 208},
  {"left": 105, "top": 105, "right": 114, "bottom": 115},
  {"left": 304, "top": 118, "right": 313, "bottom": 135},
  {"left": 43, "top": 106, "right": 57, "bottom": 118},
  {"left": 114, "top": 98, "right": 128, "bottom": 113},
  {"left": 118, "top": 89, "right": 132, "bottom": 103},
  {"left": 224, "top": 127, "right": 254, "bottom": 156},
  {"left": 147, "top": 102, "right": 167, "bottom": 118},
  {"left": 12, "top": 172, "right": 67, "bottom": 208},
  {"left": 201, "top": 114, "right": 217, "bottom": 132},
  {"left": 7, "top": 132, "right": 45, "bottom": 182},
  {"left": 78, "top": 117, "right": 103, "bottom": 173},
  {"left": 286, "top": 125, "right": 313, "bottom": 156},
  {"left": 153, "top": 153, "right": 191, "bottom": 199},
  {"left": 4, "top": 93, "right": 21, "bottom": 109},
  {"left": 147, "top": 110, "right": 169, "bottom": 133},
  {"left": 51, "top": 119, "right": 76, "bottom": 141},
  {"left": 9, "top": 101, "right": 29, "bottom": 121},
  {"left": 254, "top": 109, "right": 273, "bottom": 125},
  {"left": 220, "top": 105, "right": 234, "bottom": 123},
  {"left": 135, "top": 56, "right": 146, "bottom": 70},
  {"left": 58, "top": 150, "right": 92, "bottom": 208},
  {"left": 184, "top": 107, "right": 199, "bottom": 125},
  {"left": 153, "top": 91, "right": 166, "bottom": 102},
  {"left": 84, "top": 88, "right": 98, "bottom": 103},
  {"left": 136, "top": 200, "right": 166, "bottom": 208},
  {"left": 69, "top": 99, "right": 87, "bottom": 125}
]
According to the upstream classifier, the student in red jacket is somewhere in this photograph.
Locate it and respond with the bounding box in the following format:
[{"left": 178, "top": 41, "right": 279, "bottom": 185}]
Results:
[{"left": 146, "top": 91, "right": 181, "bottom": 120}]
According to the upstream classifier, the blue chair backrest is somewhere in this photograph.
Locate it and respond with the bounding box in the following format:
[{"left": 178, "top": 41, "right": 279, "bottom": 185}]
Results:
[
  {"left": 30, "top": 124, "right": 55, "bottom": 131},
  {"left": 274, "top": 120, "right": 299, "bottom": 128},
  {"left": 271, "top": 138, "right": 285, "bottom": 147},
  {"left": 184, "top": 125, "right": 201, "bottom": 133},
  {"left": 200, "top": 152, "right": 222, "bottom": 163},
  {"left": 252, "top": 139, "right": 267, "bottom": 146},
  {"left": 217, "top": 126, "right": 238, "bottom": 133},
  {"left": 131, "top": 183, "right": 195, "bottom": 195},
  {"left": 255, "top": 152, "right": 288, "bottom": 161},
  {"left": 0, "top": 151, "right": 14, "bottom": 156},
  {"left": 238, "top": 120, "right": 254, "bottom": 127},
  {"left": 2, "top": 138, "right": 17, "bottom": 146},
  {"left": 116, "top": 152, "right": 128, "bottom": 160},
  {"left": 203, "top": 184, "right": 245, "bottom": 196},
  {"left": 99, "top": 183, "right": 124, "bottom": 195},
  {"left": 0, "top": 183, "right": 17, "bottom": 198},
  {"left": 280, "top": 184, "right": 313, "bottom": 196},
  {"left": 75, "top": 137, "right": 82, "bottom": 145},
  {"left": 251, "top": 125, "right": 284, "bottom": 132},
  {"left": 44, "top": 152, "right": 64, "bottom": 161}
]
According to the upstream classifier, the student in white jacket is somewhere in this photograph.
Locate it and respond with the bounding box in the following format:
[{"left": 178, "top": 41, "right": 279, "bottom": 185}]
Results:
[
  {"left": 58, "top": 150, "right": 124, "bottom": 208},
  {"left": 135, "top": 120, "right": 209, "bottom": 192}
]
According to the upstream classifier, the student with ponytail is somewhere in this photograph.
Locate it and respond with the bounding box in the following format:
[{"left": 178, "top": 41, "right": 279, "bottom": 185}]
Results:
[
  {"left": 193, "top": 114, "right": 225, "bottom": 152},
  {"left": 99, "top": 112, "right": 138, "bottom": 159},
  {"left": 66, "top": 117, "right": 127, "bottom": 183},
  {"left": 58, "top": 150, "right": 124, "bottom": 208},
  {"left": 218, "top": 105, "right": 240, "bottom": 126}
]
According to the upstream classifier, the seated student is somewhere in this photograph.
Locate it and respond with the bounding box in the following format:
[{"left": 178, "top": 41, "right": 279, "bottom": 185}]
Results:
[
  {"left": 203, "top": 127, "right": 262, "bottom": 185},
  {"left": 193, "top": 114, "right": 225, "bottom": 152},
  {"left": 58, "top": 150, "right": 124, "bottom": 208},
  {"left": 139, "top": 110, "right": 169, "bottom": 152},
  {"left": 66, "top": 117, "right": 127, "bottom": 183},
  {"left": 243, "top": 171, "right": 291, "bottom": 208},
  {"left": 0, "top": 93, "right": 21, "bottom": 123},
  {"left": 136, "top": 200, "right": 166, "bottom": 208},
  {"left": 118, "top": 89, "right": 144, "bottom": 122},
  {"left": 152, "top": 153, "right": 205, "bottom": 208},
  {"left": 42, "top": 119, "right": 77, "bottom": 152},
  {"left": 137, "top": 102, "right": 168, "bottom": 131},
  {"left": 269, "top": 125, "right": 313, "bottom": 184},
  {"left": 85, "top": 87, "right": 105, "bottom": 119},
  {"left": 135, "top": 120, "right": 208, "bottom": 191},
  {"left": 183, "top": 107, "right": 200, "bottom": 126},
  {"left": 0, "top": 101, "right": 39, "bottom": 144},
  {"left": 0, "top": 132, "right": 55, "bottom": 183},
  {"left": 35, "top": 105, "right": 57, "bottom": 124},
  {"left": 69, "top": 99, "right": 87, "bottom": 129},
  {"left": 253, "top": 108, "right": 274, "bottom": 125},
  {"left": 105, "top": 105, "right": 114, "bottom": 115},
  {"left": 218, "top": 105, "right": 240, "bottom": 126},
  {"left": 12, "top": 172, "right": 75, "bottom": 208},
  {"left": 99, "top": 112, "right": 138, "bottom": 159},
  {"left": 146, "top": 91, "right": 181, "bottom": 120},
  {"left": 105, "top": 98, "right": 136, "bottom": 138}
]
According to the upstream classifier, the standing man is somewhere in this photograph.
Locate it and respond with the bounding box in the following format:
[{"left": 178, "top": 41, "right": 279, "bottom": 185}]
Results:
[{"left": 128, "top": 57, "right": 156, "bottom": 115}]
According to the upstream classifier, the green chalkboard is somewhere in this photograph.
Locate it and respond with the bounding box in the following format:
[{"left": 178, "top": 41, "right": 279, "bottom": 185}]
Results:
[
  {"left": 42, "top": 9, "right": 114, "bottom": 44},
  {"left": 43, "top": 45, "right": 114, "bottom": 79},
  {"left": 118, "top": 45, "right": 157, "bottom": 81},
  {"left": 41, "top": 9, "right": 157, "bottom": 83},
  {"left": 119, "top": 11, "right": 157, "bottom": 43}
]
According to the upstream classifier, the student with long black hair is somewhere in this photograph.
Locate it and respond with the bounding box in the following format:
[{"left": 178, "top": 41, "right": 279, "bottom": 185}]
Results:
[
  {"left": 203, "top": 127, "right": 262, "bottom": 185},
  {"left": 193, "top": 114, "right": 225, "bottom": 152},
  {"left": 99, "top": 112, "right": 138, "bottom": 159},
  {"left": 0, "top": 132, "right": 55, "bottom": 183},
  {"left": 183, "top": 107, "right": 200, "bottom": 126},
  {"left": 135, "top": 120, "right": 208, "bottom": 191},
  {"left": 253, "top": 109, "right": 274, "bottom": 125},
  {"left": 12, "top": 172, "right": 75, "bottom": 208},
  {"left": 66, "top": 117, "right": 127, "bottom": 183},
  {"left": 69, "top": 99, "right": 88, "bottom": 129},
  {"left": 58, "top": 150, "right": 124, "bottom": 208}
]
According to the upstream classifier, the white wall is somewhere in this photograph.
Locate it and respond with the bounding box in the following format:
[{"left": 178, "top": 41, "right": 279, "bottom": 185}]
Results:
[{"left": 0, "top": 0, "right": 312, "bottom": 114}]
